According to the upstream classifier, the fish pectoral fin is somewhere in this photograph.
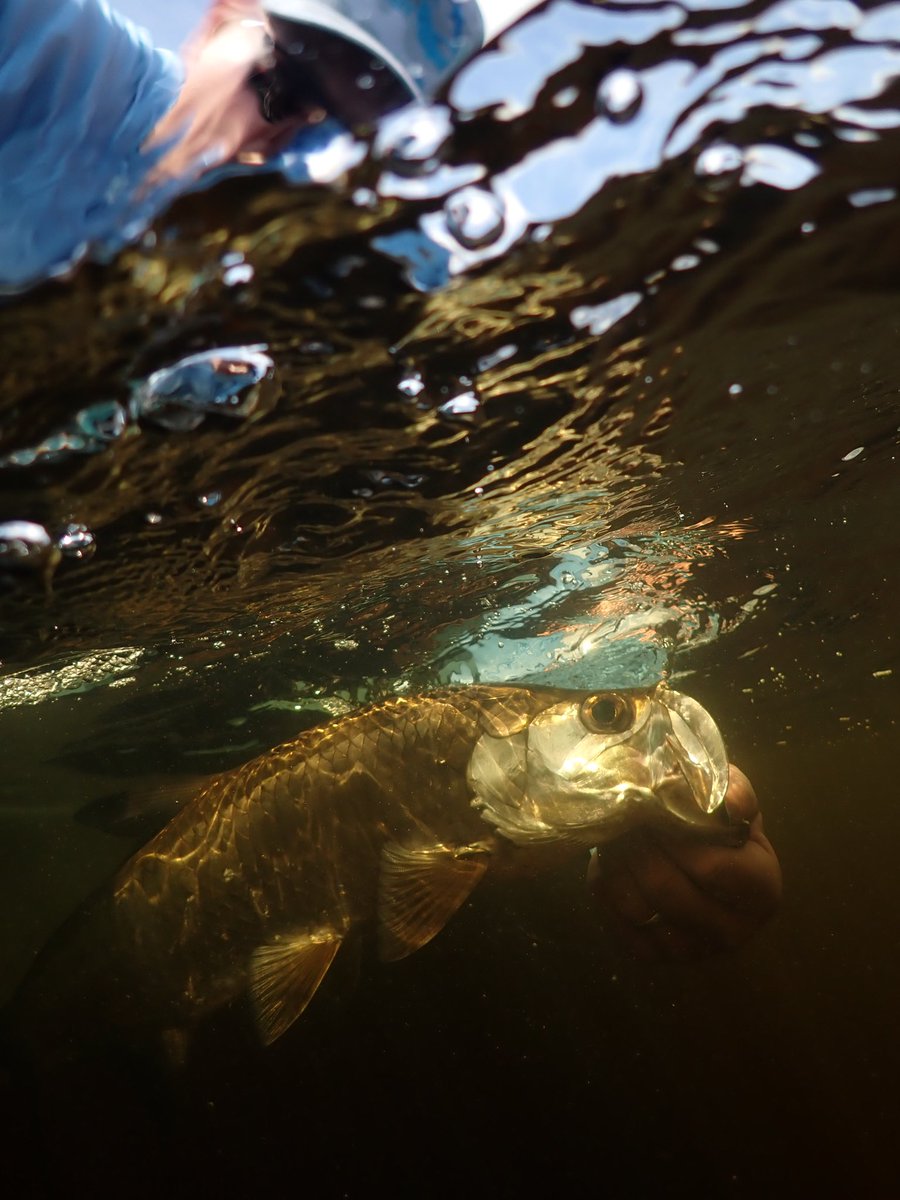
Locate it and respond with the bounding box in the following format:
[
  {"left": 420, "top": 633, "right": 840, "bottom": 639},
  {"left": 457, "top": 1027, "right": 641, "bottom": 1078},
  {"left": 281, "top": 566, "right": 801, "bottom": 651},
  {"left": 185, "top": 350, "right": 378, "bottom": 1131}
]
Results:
[
  {"left": 378, "top": 842, "right": 491, "bottom": 963},
  {"left": 249, "top": 929, "right": 343, "bottom": 1046}
]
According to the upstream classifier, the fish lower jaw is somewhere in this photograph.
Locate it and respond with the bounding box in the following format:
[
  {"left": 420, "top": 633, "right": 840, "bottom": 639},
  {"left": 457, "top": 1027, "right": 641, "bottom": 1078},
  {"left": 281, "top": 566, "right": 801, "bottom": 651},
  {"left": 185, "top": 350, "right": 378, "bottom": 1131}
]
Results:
[
  {"left": 472, "top": 801, "right": 560, "bottom": 846},
  {"left": 473, "top": 804, "right": 596, "bottom": 849}
]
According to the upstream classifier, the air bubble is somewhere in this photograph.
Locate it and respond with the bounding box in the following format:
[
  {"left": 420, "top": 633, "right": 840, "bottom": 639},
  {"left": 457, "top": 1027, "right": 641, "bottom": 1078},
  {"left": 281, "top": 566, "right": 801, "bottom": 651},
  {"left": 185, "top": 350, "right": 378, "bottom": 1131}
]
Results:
[
  {"left": 848, "top": 188, "right": 897, "bottom": 209},
  {"left": 361, "top": 469, "right": 425, "bottom": 490},
  {"left": 0, "top": 520, "right": 54, "bottom": 568},
  {"left": 223, "top": 263, "right": 254, "bottom": 287},
  {"left": 596, "top": 69, "right": 643, "bottom": 123},
  {"left": 57, "top": 523, "right": 96, "bottom": 560},
  {"left": 476, "top": 344, "right": 517, "bottom": 373},
  {"left": 132, "top": 346, "right": 275, "bottom": 431},
  {"left": 374, "top": 105, "right": 453, "bottom": 177},
  {"left": 671, "top": 254, "right": 700, "bottom": 271},
  {"left": 438, "top": 390, "right": 480, "bottom": 421},
  {"left": 77, "top": 401, "right": 127, "bottom": 444},
  {"left": 695, "top": 143, "right": 744, "bottom": 193},
  {"left": 0, "top": 400, "right": 128, "bottom": 468},
  {"left": 444, "top": 187, "right": 505, "bottom": 250},
  {"left": 553, "top": 86, "right": 578, "bottom": 108},
  {"left": 398, "top": 373, "right": 425, "bottom": 398}
]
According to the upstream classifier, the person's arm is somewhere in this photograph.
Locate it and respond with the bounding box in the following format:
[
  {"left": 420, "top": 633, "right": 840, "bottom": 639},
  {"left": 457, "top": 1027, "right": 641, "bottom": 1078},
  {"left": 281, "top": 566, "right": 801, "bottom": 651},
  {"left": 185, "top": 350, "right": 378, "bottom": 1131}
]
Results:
[
  {"left": 589, "top": 766, "right": 782, "bottom": 959},
  {"left": 0, "top": 0, "right": 183, "bottom": 290}
]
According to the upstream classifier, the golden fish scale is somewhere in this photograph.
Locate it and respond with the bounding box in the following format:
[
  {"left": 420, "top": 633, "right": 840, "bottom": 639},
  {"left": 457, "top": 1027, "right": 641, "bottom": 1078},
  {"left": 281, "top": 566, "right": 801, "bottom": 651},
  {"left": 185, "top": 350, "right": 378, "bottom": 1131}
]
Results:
[{"left": 100, "top": 686, "right": 561, "bottom": 1029}]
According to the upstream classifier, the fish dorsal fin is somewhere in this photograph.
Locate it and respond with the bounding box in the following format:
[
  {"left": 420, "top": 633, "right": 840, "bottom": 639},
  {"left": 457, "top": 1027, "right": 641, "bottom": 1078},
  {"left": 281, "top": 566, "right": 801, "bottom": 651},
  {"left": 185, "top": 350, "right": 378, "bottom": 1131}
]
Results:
[
  {"left": 378, "top": 842, "right": 491, "bottom": 963},
  {"left": 75, "top": 775, "right": 211, "bottom": 840},
  {"left": 249, "top": 930, "right": 343, "bottom": 1045}
]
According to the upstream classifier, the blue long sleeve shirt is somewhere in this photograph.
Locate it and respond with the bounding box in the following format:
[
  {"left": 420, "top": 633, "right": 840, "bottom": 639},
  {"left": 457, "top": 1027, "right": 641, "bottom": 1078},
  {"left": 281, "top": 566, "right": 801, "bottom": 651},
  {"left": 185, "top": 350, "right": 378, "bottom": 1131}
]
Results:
[
  {"left": 0, "top": 0, "right": 182, "bottom": 291},
  {"left": 0, "top": 0, "right": 485, "bottom": 293}
]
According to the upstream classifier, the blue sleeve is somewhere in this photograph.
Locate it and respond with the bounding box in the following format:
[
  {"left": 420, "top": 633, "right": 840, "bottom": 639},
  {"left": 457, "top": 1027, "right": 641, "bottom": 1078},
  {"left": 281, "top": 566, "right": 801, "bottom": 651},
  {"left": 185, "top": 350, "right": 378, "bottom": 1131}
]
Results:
[{"left": 0, "top": 0, "right": 183, "bottom": 292}]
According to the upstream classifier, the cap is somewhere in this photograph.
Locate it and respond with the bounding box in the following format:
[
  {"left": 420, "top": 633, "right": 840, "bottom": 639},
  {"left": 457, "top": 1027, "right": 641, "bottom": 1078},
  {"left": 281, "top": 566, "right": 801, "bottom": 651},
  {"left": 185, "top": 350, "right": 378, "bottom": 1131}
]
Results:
[{"left": 259, "top": 0, "right": 485, "bottom": 124}]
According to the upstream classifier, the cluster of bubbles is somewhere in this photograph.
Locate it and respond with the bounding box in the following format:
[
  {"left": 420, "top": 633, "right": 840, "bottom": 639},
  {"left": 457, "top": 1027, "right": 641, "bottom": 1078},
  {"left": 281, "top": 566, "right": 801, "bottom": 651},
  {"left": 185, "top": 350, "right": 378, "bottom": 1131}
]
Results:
[
  {"left": 0, "top": 346, "right": 275, "bottom": 585},
  {"left": 1, "top": 346, "right": 275, "bottom": 470},
  {"left": 0, "top": 519, "right": 95, "bottom": 589}
]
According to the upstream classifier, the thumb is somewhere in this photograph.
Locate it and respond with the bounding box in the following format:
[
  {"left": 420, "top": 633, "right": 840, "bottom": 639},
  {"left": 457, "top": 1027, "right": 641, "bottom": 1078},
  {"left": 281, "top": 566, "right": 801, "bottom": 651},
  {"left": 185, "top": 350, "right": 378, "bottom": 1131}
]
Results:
[{"left": 724, "top": 764, "right": 761, "bottom": 825}]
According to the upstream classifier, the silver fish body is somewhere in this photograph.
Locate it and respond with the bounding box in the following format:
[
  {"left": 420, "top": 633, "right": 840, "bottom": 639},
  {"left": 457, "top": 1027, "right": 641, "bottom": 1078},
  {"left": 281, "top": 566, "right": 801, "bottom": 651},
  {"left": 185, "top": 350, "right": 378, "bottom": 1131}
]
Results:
[{"left": 12, "top": 684, "right": 732, "bottom": 1052}]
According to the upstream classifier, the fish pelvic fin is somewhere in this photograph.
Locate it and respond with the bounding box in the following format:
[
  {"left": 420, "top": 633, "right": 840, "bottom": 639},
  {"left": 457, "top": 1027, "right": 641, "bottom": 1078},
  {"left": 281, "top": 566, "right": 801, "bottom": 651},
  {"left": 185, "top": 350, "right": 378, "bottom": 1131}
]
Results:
[
  {"left": 378, "top": 842, "right": 491, "bottom": 963},
  {"left": 250, "top": 929, "right": 343, "bottom": 1046}
]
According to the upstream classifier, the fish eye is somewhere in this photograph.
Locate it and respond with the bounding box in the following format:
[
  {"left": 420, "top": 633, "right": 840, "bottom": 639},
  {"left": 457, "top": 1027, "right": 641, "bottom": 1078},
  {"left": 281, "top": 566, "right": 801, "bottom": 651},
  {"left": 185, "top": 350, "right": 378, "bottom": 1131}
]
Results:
[{"left": 580, "top": 694, "right": 634, "bottom": 734}]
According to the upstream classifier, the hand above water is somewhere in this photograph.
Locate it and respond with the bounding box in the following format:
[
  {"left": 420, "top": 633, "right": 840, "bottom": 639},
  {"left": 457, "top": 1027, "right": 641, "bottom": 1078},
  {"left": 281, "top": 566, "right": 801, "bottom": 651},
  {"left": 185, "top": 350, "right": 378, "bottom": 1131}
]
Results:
[{"left": 588, "top": 766, "right": 782, "bottom": 960}]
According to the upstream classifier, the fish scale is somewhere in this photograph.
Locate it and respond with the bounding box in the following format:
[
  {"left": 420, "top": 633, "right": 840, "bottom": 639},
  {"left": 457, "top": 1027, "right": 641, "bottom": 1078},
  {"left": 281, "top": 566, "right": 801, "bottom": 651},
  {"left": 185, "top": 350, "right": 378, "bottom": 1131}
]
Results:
[{"left": 8, "top": 683, "right": 731, "bottom": 1058}]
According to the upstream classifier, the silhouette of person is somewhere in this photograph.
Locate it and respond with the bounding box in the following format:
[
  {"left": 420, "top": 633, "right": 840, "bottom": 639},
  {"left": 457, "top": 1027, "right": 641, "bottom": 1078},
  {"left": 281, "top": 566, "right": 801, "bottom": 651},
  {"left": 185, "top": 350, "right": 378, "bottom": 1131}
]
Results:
[{"left": 0, "top": 0, "right": 484, "bottom": 289}]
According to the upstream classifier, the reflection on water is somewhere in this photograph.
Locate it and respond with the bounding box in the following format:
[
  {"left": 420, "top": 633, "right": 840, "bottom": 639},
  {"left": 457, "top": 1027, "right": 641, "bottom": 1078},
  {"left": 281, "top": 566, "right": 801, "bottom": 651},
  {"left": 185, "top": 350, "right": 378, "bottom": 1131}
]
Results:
[{"left": 2, "top": 0, "right": 900, "bottom": 1194}]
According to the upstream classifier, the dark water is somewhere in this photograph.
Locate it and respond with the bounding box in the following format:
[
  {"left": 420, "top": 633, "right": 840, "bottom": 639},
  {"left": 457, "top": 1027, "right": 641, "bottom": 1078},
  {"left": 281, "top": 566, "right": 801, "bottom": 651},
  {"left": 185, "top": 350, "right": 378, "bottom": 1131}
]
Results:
[{"left": 2, "top": 1, "right": 900, "bottom": 1194}]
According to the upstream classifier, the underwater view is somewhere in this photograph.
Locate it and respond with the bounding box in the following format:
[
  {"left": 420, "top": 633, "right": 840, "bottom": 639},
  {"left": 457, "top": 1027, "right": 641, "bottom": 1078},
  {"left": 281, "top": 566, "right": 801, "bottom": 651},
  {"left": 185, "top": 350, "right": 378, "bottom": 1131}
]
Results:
[{"left": 1, "top": 0, "right": 899, "bottom": 1194}]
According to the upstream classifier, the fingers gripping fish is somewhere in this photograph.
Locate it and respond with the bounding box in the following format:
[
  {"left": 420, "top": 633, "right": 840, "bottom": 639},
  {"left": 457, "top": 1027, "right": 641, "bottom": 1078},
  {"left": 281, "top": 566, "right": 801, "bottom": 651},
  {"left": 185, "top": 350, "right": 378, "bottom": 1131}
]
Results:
[{"left": 13, "top": 684, "right": 735, "bottom": 1054}]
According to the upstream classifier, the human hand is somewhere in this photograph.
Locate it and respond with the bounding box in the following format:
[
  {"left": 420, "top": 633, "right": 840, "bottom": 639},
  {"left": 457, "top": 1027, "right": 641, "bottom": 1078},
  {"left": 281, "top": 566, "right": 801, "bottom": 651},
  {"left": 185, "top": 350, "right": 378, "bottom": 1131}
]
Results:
[{"left": 588, "top": 765, "right": 782, "bottom": 960}]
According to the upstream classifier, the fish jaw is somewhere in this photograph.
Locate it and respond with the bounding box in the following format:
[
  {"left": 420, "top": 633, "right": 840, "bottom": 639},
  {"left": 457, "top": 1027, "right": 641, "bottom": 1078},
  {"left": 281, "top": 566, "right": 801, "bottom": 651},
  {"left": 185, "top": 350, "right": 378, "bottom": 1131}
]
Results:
[{"left": 466, "top": 685, "right": 732, "bottom": 849}]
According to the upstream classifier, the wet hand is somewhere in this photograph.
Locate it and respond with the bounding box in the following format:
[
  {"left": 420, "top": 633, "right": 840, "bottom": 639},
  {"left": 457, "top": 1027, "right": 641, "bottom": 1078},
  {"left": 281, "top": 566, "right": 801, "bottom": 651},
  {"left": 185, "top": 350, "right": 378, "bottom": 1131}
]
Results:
[{"left": 588, "top": 766, "right": 782, "bottom": 960}]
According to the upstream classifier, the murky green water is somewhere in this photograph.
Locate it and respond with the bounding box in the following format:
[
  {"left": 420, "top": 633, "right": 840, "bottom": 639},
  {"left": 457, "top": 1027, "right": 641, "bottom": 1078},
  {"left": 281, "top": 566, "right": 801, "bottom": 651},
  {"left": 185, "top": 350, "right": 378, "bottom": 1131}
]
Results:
[{"left": 2, "top": 1, "right": 900, "bottom": 1194}]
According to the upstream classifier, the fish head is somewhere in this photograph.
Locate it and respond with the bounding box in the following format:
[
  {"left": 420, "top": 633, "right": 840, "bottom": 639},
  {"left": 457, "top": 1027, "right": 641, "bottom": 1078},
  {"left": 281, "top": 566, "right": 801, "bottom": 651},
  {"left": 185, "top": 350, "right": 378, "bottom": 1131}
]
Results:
[{"left": 467, "top": 685, "right": 733, "bottom": 849}]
